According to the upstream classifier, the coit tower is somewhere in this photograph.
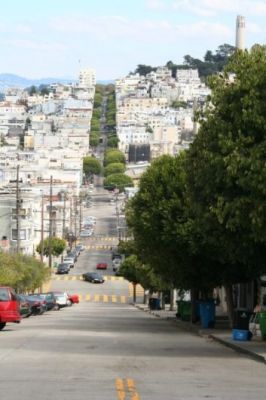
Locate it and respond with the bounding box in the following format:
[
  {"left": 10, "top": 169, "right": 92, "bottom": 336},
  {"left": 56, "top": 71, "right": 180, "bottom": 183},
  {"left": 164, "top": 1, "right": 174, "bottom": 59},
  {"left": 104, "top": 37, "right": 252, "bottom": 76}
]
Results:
[{"left": 236, "top": 15, "right": 245, "bottom": 50}]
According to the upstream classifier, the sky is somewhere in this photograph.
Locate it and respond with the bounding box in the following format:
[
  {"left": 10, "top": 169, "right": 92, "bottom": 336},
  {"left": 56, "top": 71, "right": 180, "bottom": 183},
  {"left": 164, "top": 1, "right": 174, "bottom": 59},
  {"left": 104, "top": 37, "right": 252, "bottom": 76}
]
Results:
[{"left": 0, "top": 0, "right": 265, "bottom": 81}]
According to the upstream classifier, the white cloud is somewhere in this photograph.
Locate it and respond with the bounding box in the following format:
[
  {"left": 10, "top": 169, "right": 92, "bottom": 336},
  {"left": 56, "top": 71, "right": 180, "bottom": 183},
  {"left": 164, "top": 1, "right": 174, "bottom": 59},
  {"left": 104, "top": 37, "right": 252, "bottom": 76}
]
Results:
[
  {"left": 6, "top": 39, "right": 66, "bottom": 52},
  {"left": 50, "top": 15, "right": 231, "bottom": 43},
  {"left": 146, "top": 0, "right": 167, "bottom": 10},
  {"left": 172, "top": 0, "right": 266, "bottom": 17}
]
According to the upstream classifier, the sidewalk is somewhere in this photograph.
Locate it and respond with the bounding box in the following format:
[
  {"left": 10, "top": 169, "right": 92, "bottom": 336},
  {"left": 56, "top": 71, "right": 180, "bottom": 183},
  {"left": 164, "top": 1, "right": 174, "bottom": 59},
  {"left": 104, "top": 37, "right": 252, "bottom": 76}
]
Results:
[{"left": 134, "top": 303, "right": 266, "bottom": 364}]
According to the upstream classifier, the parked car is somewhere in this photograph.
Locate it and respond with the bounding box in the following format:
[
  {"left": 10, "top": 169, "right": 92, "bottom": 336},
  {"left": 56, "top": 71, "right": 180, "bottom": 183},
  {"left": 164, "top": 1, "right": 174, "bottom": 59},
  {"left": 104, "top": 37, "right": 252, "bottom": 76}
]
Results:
[
  {"left": 96, "top": 262, "right": 108, "bottom": 270},
  {"left": 0, "top": 287, "right": 21, "bottom": 330},
  {"left": 112, "top": 258, "right": 122, "bottom": 272},
  {"left": 67, "top": 250, "right": 78, "bottom": 262},
  {"left": 17, "top": 294, "right": 32, "bottom": 318},
  {"left": 63, "top": 257, "right": 75, "bottom": 268},
  {"left": 47, "top": 291, "right": 69, "bottom": 308},
  {"left": 82, "top": 272, "right": 105, "bottom": 283},
  {"left": 39, "top": 293, "right": 58, "bottom": 311},
  {"left": 25, "top": 294, "right": 47, "bottom": 315},
  {"left": 56, "top": 263, "right": 70, "bottom": 274},
  {"left": 75, "top": 244, "right": 85, "bottom": 253},
  {"left": 67, "top": 293, "right": 79, "bottom": 305},
  {"left": 80, "top": 230, "right": 93, "bottom": 237}
]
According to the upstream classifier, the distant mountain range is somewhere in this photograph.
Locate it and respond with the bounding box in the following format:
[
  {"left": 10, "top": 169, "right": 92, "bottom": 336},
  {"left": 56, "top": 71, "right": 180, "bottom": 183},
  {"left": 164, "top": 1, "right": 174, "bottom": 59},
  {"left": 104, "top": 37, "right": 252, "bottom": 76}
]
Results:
[{"left": 0, "top": 73, "right": 114, "bottom": 91}]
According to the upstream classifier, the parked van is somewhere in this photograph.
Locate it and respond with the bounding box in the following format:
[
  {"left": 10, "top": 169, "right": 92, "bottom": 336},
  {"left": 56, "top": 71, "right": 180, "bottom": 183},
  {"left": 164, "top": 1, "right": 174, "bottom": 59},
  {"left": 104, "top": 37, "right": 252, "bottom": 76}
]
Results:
[{"left": 0, "top": 287, "right": 21, "bottom": 330}]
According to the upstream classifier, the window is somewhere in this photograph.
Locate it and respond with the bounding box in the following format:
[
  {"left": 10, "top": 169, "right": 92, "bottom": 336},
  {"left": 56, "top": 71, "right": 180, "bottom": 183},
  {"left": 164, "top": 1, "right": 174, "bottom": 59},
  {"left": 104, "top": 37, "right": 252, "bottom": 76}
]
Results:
[{"left": 12, "top": 229, "right": 26, "bottom": 240}]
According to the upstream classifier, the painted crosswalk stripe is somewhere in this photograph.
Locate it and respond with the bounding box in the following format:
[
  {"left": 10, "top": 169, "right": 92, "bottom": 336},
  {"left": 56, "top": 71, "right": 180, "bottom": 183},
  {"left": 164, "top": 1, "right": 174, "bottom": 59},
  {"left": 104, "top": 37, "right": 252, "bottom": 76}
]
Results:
[
  {"left": 112, "top": 295, "right": 117, "bottom": 303},
  {"left": 85, "top": 294, "right": 91, "bottom": 301},
  {"left": 103, "top": 295, "right": 108, "bottom": 303}
]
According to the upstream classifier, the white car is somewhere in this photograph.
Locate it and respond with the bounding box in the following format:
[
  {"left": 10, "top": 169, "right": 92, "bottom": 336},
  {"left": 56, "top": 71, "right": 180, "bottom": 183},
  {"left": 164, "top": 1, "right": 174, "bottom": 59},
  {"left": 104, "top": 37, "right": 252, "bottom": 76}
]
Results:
[
  {"left": 80, "top": 230, "right": 93, "bottom": 237},
  {"left": 63, "top": 257, "right": 75, "bottom": 268},
  {"left": 53, "top": 292, "right": 70, "bottom": 308},
  {"left": 112, "top": 258, "right": 122, "bottom": 272}
]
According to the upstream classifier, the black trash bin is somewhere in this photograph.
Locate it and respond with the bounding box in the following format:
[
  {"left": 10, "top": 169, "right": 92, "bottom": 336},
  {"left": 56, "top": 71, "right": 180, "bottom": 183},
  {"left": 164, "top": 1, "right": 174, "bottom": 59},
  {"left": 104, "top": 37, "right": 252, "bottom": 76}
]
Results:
[
  {"left": 233, "top": 308, "right": 253, "bottom": 330},
  {"left": 149, "top": 298, "right": 161, "bottom": 310}
]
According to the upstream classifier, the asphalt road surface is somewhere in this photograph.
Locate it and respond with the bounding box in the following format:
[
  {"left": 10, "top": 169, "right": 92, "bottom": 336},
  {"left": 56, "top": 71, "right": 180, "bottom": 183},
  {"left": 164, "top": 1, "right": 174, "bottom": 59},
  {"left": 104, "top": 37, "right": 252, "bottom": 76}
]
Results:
[{"left": 1, "top": 188, "right": 266, "bottom": 399}]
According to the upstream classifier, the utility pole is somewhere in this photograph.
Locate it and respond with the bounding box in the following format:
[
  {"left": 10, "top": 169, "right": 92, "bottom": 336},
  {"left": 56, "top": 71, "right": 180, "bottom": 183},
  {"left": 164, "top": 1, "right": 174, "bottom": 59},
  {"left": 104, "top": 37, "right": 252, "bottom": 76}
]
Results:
[
  {"left": 41, "top": 191, "right": 44, "bottom": 263},
  {"left": 62, "top": 191, "right": 66, "bottom": 238},
  {"left": 79, "top": 197, "right": 82, "bottom": 234},
  {"left": 48, "top": 176, "right": 53, "bottom": 268},
  {"left": 16, "top": 165, "right": 21, "bottom": 253}
]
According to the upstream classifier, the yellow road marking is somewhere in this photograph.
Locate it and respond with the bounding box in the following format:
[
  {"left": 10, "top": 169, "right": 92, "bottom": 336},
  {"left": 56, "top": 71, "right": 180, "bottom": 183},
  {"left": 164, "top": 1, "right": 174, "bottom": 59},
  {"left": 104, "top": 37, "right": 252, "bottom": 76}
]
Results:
[
  {"left": 112, "top": 295, "right": 117, "bottom": 303},
  {"left": 115, "top": 379, "right": 140, "bottom": 400},
  {"left": 85, "top": 294, "right": 91, "bottom": 301},
  {"left": 127, "top": 379, "right": 140, "bottom": 400},
  {"left": 103, "top": 295, "right": 108, "bottom": 303},
  {"left": 120, "top": 296, "right": 126, "bottom": 303},
  {"left": 94, "top": 294, "right": 100, "bottom": 302},
  {"left": 115, "top": 379, "right": 125, "bottom": 400}
]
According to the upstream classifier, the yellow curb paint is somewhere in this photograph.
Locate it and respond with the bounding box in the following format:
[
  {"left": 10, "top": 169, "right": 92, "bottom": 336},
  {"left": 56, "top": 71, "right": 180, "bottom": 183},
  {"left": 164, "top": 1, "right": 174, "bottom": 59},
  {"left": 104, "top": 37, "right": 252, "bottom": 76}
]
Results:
[{"left": 112, "top": 295, "right": 117, "bottom": 303}]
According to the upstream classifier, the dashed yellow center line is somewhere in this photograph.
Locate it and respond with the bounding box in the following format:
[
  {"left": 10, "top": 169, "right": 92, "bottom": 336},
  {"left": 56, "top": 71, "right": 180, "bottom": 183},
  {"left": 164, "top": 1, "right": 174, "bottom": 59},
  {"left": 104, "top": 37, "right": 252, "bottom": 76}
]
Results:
[
  {"left": 115, "top": 378, "right": 140, "bottom": 400},
  {"left": 115, "top": 378, "right": 125, "bottom": 400}
]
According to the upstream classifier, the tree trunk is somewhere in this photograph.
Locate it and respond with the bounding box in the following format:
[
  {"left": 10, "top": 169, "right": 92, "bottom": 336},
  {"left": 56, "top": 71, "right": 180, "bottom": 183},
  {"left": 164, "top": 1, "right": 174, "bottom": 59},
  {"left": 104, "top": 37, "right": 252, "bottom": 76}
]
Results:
[
  {"left": 191, "top": 287, "right": 199, "bottom": 324},
  {"left": 133, "top": 283, "right": 136, "bottom": 303},
  {"left": 169, "top": 288, "right": 175, "bottom": 311},
  {"left": 225, "top": 284, "right": 234, "bottom": 328}
]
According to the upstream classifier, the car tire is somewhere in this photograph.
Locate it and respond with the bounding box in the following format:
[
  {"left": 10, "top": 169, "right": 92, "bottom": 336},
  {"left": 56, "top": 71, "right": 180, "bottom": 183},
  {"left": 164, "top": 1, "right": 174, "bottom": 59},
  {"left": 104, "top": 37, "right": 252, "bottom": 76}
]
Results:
[
  {"left": 0, "top": 322, "right": 6, "bottom": 330},
  {"left": 53, "top": 304, "right": 60, "bottom": 311}
]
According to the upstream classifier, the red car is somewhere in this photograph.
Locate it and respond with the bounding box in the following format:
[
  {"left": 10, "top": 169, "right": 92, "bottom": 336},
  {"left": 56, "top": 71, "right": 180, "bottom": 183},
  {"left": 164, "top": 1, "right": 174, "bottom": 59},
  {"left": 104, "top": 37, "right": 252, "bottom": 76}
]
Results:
[
  {"left": 96, "top": 263, "right": 108, "bottom": 270},
  {"left": 67, "top": 293, "right": 79, "bottom": 304},
  {"left": 0, "top": 287, "right": 21, "bottom": 330}
]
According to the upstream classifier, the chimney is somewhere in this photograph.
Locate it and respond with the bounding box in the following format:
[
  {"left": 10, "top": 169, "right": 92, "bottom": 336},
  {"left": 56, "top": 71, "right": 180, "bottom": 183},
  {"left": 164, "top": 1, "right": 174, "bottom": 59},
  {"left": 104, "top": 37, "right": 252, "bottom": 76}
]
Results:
[{"left": 236, "top": 15, "right": 245, "bottom": 50}]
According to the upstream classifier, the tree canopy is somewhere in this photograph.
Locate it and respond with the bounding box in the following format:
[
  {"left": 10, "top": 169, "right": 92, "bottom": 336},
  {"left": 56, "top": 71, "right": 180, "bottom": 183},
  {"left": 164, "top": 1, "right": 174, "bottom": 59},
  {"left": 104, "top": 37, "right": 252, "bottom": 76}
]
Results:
[
  {"left": 36, "top": 237, "right": 66, "bottom": 257},
  {"left": 103, "top": 173, "right": 134, "bottom": 192},
  {"left": 104, "top": 162, "right": 125, "bottom": 177},
  {"left": 83, "top": 156, "right": 102, "bottom": 176},
  {"left": 104, "top": 149, "right": 125, "bottom": 166},
  {"left": 0, "top": 252, "right": 50, "bottom": 293}
]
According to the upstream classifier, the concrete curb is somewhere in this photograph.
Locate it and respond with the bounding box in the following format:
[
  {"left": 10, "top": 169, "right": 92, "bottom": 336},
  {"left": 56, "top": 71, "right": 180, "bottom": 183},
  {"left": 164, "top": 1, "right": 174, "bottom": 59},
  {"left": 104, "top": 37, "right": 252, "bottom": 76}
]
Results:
[
  {"left": 209, "top": 334, "right": 266, "bottom": 364},
  {"left": 134, "top": 303, "right": 266, "bottom": 364}
]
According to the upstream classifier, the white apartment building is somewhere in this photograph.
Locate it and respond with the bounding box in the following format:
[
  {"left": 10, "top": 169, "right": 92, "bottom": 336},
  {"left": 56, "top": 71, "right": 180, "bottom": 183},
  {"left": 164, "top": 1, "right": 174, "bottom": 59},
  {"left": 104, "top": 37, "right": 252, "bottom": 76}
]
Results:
[{"left": 78, "top": 68, "right": 96, "bottom": 88}]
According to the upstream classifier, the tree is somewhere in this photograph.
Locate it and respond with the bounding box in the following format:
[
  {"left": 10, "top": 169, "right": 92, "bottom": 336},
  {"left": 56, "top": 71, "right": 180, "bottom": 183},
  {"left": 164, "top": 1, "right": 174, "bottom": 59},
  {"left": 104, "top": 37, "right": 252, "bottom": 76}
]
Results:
[
  {"left": 36, "top": 237, "right": 66, "bottom": 257},
  {"left": 83, "top": 156, "right": 102, "bottom": 176},
  {"left": 29, "top": 85, "right": 37, "bottom": 95},
  {"left": 103, "top": 173, "right": 134, "bottom": 192},
  {"left": 104, "top": 149, "right": 125, "bottom": 166},
  {"left": 134, "top": 64, "right": 156, "bottom": 76},
  {"left": 186, "top": 45, "right": 266, "bottom": 324},
  {"left": 107, "top": 135, "right": 119, "bottom": 148},
  {"left": 89, "top": 132, "right": 100, "bottom": 147},
  {"left": 104, "top": 162, "right": 125, "bottom": 177},
  {"left": 0, "top": 251, "right": 50, "bottom": 293}
]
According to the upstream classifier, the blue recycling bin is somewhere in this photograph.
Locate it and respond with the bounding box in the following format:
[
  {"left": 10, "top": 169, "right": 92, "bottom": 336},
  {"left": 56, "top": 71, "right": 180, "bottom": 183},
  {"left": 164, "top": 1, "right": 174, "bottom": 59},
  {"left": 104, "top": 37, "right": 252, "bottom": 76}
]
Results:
[
  {"left": 149, "top": 298, "right": 161, "bottom": 310},
  {"left": 199, "top": 302, "right": 215, "bottom": 328}
]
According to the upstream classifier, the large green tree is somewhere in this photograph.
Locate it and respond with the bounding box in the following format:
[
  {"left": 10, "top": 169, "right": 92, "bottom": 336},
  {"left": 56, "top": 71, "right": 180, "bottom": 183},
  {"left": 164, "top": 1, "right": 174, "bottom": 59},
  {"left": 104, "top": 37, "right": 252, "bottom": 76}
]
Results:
[
  {"left": 103, "top": 173, "right": 133, "bottom": 192},
  {"left": 36, "top": 237, "right": 66, "bottom": 257},
  {"left": 83, "top": 156, "right": 102, "bottom": 176},
  {"left": 186, "top": 45, "right": 266, "bottom": 323},
  {"left": 104, "top": 149, "right": 125, "bottom": 166},
  {"left": 0, "top": 252, "right": 50, "bottom": 292},
  {"left": 104, "top": 162, "right": 125, "bottom": 177}
]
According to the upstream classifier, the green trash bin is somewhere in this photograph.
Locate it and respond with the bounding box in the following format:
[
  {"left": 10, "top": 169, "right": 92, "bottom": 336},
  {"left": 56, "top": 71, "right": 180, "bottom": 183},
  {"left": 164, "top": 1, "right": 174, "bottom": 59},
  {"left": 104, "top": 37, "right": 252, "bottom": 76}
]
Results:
[
  {"left": 259, "top": 312, "right": 266, "bottom": 340},
  {"left": 177, "top": 300, "right": 191, "bottom": 321}
]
